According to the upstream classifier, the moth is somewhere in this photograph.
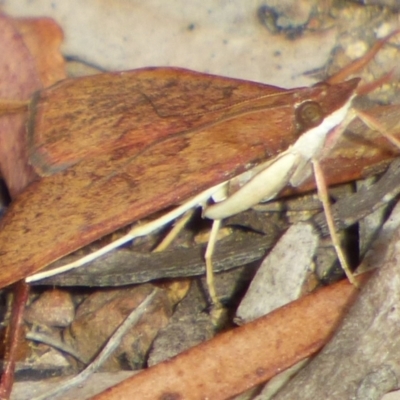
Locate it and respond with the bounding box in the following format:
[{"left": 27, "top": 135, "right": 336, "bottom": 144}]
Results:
[{"left": 0, "top": 34, "right": 397, "bottom": 306}]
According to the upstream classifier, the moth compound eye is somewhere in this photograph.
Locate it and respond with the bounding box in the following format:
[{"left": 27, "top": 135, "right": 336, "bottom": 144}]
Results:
[{"left": 296, "top": 101, "right": 324, "bottom": 130}]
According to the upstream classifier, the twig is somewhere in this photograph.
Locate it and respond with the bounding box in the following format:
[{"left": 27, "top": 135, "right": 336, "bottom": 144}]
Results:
[
  {"left": 0, "top": 282, "right": 29, "bottom": 400},
  {"left": 25, "top": 332, "right": 86, "bottom": 364},
  {"left": 30, "top": 288, "right": 158, "bottom": 400}
]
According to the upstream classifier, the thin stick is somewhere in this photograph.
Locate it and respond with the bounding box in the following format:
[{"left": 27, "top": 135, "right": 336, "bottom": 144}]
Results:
[
  {"left": 30, "top": 289, "right": 159, "bottom": 400},
  {"left": 312, "top": 159, "right": 358, "bottom": 287},
  {"left": 0, "top": 281, "right": 30, "bottom": 400},
  {"left": 26, "top": 331, "right": 86, "bottom": 364}
]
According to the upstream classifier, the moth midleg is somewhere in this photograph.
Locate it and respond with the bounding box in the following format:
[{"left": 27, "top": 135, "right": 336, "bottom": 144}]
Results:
[
  {"left": 153, "top": 209, "right": 195, "bottom": 252},
  {"left": 204, "top": 219, "right": 223, "bottom": 307}
]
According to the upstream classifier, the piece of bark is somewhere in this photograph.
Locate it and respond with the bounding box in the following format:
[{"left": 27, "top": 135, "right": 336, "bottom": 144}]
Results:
[
  {"left": 357, "top": 176, "right": 392, "bottom": 259},
  {"left": 273, "top": 200, "right": 400, "bottom": 400},
  {"left": 90, "top": 273, "right": 371, "bottom": 400},
  {"left": 33, "top": 231, "right": 275, "bottom": 287},
  {"left": 28, "top": 290, "right": 163, "bottom": 400},
  {"left": 236, "top": 223, "right": 318, "bottom": 323}
]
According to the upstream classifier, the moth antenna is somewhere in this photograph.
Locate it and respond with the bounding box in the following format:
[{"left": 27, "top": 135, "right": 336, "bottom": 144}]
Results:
[
  {"left": 327, "top": 30, "right": 400, "bottom": 84},
  {"left": 356, "top": 69, "right": 395, "bottom": 96},
  {"left": 356, "top": 109, "right": 400, "bottom": 150}
]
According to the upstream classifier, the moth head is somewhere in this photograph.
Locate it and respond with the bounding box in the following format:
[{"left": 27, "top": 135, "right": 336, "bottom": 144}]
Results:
[
  {"left": 294, "top": 77, "right": 360, "bottom": 134},
  {"left": 295, "top": 101, "right": 324, "bottom": 130}
]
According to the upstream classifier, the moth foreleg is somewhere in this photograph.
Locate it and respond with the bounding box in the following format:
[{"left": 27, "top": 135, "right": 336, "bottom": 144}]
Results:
[{"left": 203, "top": 151, "right": 302, "bottom": 221}]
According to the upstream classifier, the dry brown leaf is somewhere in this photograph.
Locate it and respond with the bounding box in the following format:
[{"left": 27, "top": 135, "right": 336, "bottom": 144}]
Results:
[
  {"left": 14, "top": 17, "right": 65, "bottom": 88},
  {"left": 0, "top": 13, "right": 65, "bottom": 196},
  {"left": 91, "top": 273, "right": 371, "bottom": 400}
]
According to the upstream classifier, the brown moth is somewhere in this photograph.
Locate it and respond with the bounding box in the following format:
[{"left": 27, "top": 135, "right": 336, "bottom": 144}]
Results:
[{"left": 0, "top": 34, "right": 397, "bottom": 304}]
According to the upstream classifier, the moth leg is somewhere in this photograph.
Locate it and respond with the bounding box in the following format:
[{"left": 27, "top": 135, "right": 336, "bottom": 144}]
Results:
[
  {"left": 312, "top": 159, "right": 358, "bottom": 287},
  {"left": 202, "top": 153, "right": 300, "bottom": 310},
  {"left": 204, "top": 219, "right": 223, "bottom": 308},
  {"left": 204, "top": 152, "right": 300, "bottom": 220},
  {"left": 202, "top": 183, "right": 231, "bottom": 310},
  {"left": 153, "top": 209, "right": 195, "bottom": 252},
  {"left": 355, "top": 109, "right": 400, "bottom": 150}
]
